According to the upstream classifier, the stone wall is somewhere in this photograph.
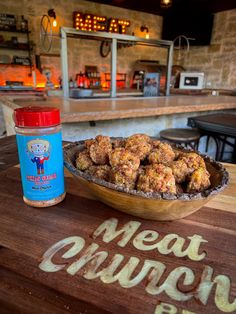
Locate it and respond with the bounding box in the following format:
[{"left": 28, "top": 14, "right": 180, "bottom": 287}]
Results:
[
  {"left": 174, "top": 9, "right": 236, "bottom": 89},
  {"left": 1, "top": 1, "right": 235, "bottom": 89},
  {"left": 0, "top": 0, "right": 164, "bottom": 87}
]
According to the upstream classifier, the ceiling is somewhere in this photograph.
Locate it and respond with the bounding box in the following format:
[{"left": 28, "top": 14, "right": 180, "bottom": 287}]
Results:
[{"left": 87, "top": 0, "right": 236, "bottom": 16}]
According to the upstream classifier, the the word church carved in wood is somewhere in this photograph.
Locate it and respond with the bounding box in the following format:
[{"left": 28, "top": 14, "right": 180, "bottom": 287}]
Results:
[{"left": 39, "top": 217, "right": 236, "bottom": 313}]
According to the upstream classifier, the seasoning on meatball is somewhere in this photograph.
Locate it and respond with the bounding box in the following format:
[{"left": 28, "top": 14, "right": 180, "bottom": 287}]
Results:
[
  {"left": 110, "top": 165, "right": 138, "bottom": 189},
  {"left": 112, "top": 138, "right": 126, "bottom": 149},
  {"left": 173, "top": 148, "right": 182, "bottom": 160},
  {"left": 87, "top": 135, "right": 112, "bottom": 165},
  {"left": 137, "top": 164, "right": 176, "bottom": 194},
  {"left": 148, "top": 142, "right": 175, "bottom": 165},
  {"left": 75, "top": 150, "right": 93, "bottom": 171},
  {"left": 84, "top": 138, "right": 95, "bottom": 150},
  {"left": 171, "top": 159, "right": 190, "bottom": 183},
  {"left": 125, "top": 134, "right": 152, "bottom": 160},
  {"left": 109, "top": 147, "right": 140, "bottom": 170},
  {"left": 127, "top": 134, "right": 151, "bottom": 143},
  {"left": 187, "top": 167, "right": 211, "bottom": 193},
  {"left": 151, "top": 139, "right": 161, "bottom": 149},
  {"left": 179, "top": 152, "right": 206, "bottom": 173},
  {"left": 86, "top": 165, "right": 111, "bottom": 181}
]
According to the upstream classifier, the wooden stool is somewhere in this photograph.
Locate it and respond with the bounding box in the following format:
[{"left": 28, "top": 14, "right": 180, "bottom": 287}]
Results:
[{"left": 160, "top": 128, "right": 201, "bottom": 150}]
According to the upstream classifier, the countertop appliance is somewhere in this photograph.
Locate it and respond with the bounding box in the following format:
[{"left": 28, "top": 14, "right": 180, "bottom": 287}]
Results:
[{"left": 179, "top": 72, "right": 205, "bottom": 90}]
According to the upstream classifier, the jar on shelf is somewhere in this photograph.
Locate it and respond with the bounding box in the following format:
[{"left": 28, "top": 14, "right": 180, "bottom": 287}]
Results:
[
  {"left": 20, "top": 15, "right": 28, "bottom": 32},
  {"left": 14, "top": 107, "right": 66, "bottom": 207}
]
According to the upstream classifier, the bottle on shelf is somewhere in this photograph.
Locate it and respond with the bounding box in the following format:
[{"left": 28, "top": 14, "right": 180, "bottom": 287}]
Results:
[
  {"left": 73, "top": 78, "right": 78, "bottom": 88},
  {"left": 78, "top": 72, "right": 84, "bottom": 88},
  {"left": 83, "top": 74, "right": 88, "bottom": 88},
  {"left": 69, "top": 77, "right": 74, "bottom": 89},
  {"left": 58, "top": 77, "right": 62, "bottom": 89},
  {"left": 20, "top": 15, "right": 28, "bottom": 32}
]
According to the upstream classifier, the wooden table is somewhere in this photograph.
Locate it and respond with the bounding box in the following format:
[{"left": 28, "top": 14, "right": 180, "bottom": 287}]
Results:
[{"left": 0, "top": 136, "right": 236, "bottom": 314}]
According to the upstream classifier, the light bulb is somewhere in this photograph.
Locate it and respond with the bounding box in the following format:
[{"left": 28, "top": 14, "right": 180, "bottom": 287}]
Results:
[
  {"left": 160, "top": 0, "right": 172, "bottom": 8},
  {"left": 145, "top": 33, "right": 149, "bottom": 39},
  {"left": 53, "top": 19, "right": 57, "bottom": 27}
]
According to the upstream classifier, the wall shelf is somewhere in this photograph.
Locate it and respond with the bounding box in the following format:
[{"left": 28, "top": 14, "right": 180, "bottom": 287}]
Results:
[
  {"left": 0, "top": 25, "right": 33, "bottom": 74},
  {"left": 0, "top": 45, "right": 30, "bottom": 51},
  {"left": 0, "top": 63, "right": 30, "bottom": 66},
  {"left": 0, "top": 29, "right": 30, "bottom": 34}
]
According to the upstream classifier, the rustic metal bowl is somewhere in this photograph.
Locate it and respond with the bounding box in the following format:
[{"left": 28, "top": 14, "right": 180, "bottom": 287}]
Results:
[{"left": 64, "top": 140, "right": 229, "bottom": 221}]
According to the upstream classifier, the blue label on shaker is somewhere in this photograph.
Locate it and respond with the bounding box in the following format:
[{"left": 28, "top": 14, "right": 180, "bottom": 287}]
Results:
[{"left": 16, "top": 132, "right": 65, "bottom": 201}]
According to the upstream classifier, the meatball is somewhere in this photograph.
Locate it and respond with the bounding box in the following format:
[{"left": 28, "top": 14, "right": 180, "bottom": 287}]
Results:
[
  {"left": 148, "top": 142, "right": 175, "bottom": 165},
  {"left": 137, "top": 164, "right": 176, "bottom": 194},
  {"left": 75, "top": 150, "right": 93, "bottom": 171},
  {"left": 179, "top": 152, "right": 206, "bottom": 173},
  {"left": 109, "top": 147, "right": 140, "bottom": 170},
  {"left": 110, "top": 165, "right": 138, "bottom": 189},
  {"left": 171, "top": 159, "right": 190, "bottom": 183},
  {"left": 112, "top": 138, "right": 126, "bottom": 149},
  {"left": 173, "top": 148, "right": 182, "bottom": 160},
  {"left": 86, "top": 165, "right": 111, "bottom": 181},
  {"left": 152, "top": 139, "right": 161, "bottom": 149},
  {"left": 127, "top": 134, "right": 151, "bottom": 143},
  {"left": 187, "top": 167, "right": 211, "bottom": 193},
  {"left": 87, "top": 135, "right": 112, "bottom": 165},
  {"left": 84, "top": 138, "right": 95, "bottom": 150},
  {"left": 125, "top": 134, "right": 152, "bottom": 160}
]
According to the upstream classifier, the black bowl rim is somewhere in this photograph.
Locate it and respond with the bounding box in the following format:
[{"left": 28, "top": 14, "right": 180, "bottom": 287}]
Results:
[{"left": 63, "top": 139, "right": 229, "bottom": 201}]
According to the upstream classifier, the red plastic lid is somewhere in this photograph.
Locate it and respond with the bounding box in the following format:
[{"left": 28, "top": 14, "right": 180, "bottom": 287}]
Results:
[{"left": 14, "top": 106, "right": 60, "bottom": 127}]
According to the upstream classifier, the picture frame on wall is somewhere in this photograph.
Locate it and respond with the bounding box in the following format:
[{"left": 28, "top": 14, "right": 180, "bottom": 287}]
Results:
[{"left": 143, "top": 72, "right": 160, "bottom": 97}]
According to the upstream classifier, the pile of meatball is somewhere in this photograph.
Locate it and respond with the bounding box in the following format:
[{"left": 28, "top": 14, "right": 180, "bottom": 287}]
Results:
[{"left": 75, "top": 134, "right": 211, "bottom": 194}]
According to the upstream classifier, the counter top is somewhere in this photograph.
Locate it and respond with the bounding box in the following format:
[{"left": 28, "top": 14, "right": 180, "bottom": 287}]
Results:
[{"left": 1, "top": 95, "right": 236, "bottom": 123}]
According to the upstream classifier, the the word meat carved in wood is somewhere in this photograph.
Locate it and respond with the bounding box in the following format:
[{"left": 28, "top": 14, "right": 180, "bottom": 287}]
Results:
[{"left": 39, "top": 217, "right": 236, "bottom": 313}]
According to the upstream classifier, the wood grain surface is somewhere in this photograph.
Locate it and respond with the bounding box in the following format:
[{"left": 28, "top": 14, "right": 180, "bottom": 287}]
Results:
[{"left": 0, "top": 138, "right": 236, "bottom": 314}]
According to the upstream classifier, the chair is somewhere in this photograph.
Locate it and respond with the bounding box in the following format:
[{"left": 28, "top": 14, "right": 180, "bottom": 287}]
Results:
[{"left": 160, "top": 128, "right": 201, "bottom": 150}]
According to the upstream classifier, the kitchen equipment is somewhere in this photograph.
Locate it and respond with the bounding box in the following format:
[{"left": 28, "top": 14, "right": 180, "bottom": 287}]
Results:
[
  {"left": 12, "top": 55, "right": 30, "bottom": 65},
  {"left": 179, "top": 72, "right": 205, "bottom": 90},
  {"left": 70, "top": 88, "right": 93, "bottom": 98},
  {"left": 6, "top": 80, "right": 23, "bottom": 86}
]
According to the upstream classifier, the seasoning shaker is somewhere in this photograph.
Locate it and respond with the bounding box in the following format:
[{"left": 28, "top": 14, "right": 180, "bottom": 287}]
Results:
[{"left": 14, "top": 106, "right": 66, "bottom": 207}]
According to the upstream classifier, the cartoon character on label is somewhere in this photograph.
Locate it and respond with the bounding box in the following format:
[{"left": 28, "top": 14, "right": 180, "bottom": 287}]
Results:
[{"left": 27, "top": 139, "right": 50, "bottom": 174}]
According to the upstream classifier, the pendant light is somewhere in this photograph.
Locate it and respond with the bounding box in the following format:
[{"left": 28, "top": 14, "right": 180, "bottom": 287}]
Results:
[{"left": 160, "top": 0, "right": 172, "bottom": 8}]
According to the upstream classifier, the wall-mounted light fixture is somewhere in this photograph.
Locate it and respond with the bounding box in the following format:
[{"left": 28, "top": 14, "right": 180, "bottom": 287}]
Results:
[
  {"left": 48, "top": 9, "right": 57, "bottom": 27},
  {"left": 160, "top": 0, "right": 172, "bottom": 8},
  {"left": 140, "top": 25, "right": 149, "bottom": 39}
]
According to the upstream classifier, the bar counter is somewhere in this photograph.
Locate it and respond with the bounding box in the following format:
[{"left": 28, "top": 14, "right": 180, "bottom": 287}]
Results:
[
  {"left": 2, "top": 95, "right": 236, "bottom": 122},
  {"left": 1, "top": 95, "right": 236, "bottom": 142}
]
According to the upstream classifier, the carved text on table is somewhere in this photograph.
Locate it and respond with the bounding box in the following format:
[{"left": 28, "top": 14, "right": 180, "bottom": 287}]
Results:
[{"left": 39, "top": 217, "right": 236, "bottom": 313}]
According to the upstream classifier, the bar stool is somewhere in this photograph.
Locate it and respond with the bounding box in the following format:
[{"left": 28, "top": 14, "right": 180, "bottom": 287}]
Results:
[{"left": 160, "top": 128, "right": 201, "bottom": 150}]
